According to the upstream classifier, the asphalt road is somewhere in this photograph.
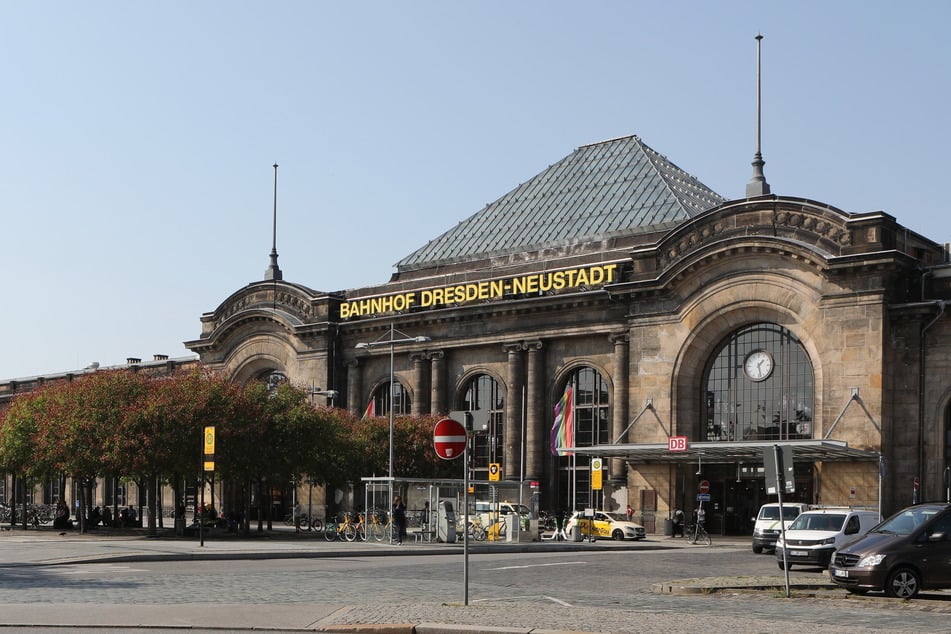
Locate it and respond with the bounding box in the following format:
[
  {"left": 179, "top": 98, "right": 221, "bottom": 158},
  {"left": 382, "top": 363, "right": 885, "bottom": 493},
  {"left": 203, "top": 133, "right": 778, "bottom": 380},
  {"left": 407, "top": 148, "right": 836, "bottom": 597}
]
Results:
[{"left": 1, "top": 530, "right": 950, "bottom": 633}]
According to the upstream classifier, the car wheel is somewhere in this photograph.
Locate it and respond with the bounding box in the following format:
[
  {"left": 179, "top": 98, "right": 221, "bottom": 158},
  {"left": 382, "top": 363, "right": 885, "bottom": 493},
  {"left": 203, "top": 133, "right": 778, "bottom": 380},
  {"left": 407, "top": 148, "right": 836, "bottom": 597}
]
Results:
[
  {"left": 612, "top": 529, "right": 625, "bottom": 541},
  {"left": 885, "top": 567, "right": 920, "bottom": 599},
  {"left": 777, "top": 560, "right": 791, "bottom": 571},
  {"left": 752, "top": 545, "right": 763, "bottom": 554}
]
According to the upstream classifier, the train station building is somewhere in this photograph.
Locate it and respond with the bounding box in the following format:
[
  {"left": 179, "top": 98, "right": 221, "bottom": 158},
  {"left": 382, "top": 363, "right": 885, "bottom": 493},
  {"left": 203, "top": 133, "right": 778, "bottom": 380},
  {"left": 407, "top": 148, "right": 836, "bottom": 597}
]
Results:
[{"left": 182, "top": 133, "right": 951, "bottom": 534}]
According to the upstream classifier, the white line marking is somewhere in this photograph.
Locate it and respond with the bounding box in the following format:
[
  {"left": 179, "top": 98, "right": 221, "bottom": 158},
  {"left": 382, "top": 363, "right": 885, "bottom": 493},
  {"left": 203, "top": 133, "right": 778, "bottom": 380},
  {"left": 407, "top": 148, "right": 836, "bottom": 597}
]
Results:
[{"left": 484, "top": 561, "right": 586, "bottom": 571}]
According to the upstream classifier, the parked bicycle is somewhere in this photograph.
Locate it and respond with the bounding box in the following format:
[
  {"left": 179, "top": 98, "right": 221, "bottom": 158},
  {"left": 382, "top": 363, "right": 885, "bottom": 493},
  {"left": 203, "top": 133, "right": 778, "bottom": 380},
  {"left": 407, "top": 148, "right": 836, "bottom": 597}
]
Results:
[
  {"left": 324, "top": 512, "right": 360, "bottom": 542},
  {"left": 685, "top": 522, "right": 711, "bottom": 546},
  {"left": 366, "top": 509, "right": 391, "bottom": 542}
]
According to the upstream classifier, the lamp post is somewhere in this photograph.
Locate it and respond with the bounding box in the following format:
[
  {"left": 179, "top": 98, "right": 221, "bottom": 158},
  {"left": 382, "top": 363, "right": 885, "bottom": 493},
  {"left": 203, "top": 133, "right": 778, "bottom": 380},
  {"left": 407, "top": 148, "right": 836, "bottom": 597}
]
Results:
[
  {"left": 356, "top": 324, "right": 431, "bottom": 542},
  {"left": 309, "top": 384, "right": 339, "bottom": 407}
]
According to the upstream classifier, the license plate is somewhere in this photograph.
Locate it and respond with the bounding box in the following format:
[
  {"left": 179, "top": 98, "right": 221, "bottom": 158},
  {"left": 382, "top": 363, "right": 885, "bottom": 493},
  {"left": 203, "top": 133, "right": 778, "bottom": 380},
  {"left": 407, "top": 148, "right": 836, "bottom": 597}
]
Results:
[
  {"left": 833, "top": 568, "right": 849, "bottom": 578},
  {"left": 790, "top": 550, "right": 808, "bottom": 557}
]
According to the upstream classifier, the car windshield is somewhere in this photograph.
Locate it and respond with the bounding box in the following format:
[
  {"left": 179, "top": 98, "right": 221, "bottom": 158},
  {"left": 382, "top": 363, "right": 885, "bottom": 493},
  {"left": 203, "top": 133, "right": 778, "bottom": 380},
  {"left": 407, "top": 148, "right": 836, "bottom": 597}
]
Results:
[
  {"left": 789, "top": 513, "right": 845, "bottom": 531},
  {"left": 760, "top": 506, "right": 801, "bottom": 521},
  {"left": 875, "top": 508, "right": 941, "bottom": 535}
]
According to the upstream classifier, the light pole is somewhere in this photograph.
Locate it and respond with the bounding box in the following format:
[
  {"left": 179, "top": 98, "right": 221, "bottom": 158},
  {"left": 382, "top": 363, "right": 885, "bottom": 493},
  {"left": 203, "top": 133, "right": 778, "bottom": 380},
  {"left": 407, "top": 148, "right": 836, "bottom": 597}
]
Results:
[
  {"left": 309, "top": 384, "right": 339, "bottom": 407},
  {"left": 356, "top": 323, "right": 430, "bottom": 542}
]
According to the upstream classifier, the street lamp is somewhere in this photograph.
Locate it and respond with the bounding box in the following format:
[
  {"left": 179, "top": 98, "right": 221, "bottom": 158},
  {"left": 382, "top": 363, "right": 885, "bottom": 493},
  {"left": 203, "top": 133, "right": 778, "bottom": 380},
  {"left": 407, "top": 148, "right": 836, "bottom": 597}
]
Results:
[
  {"left": 309, "top": 384, "right": 339, "bottom": 407},
  {"left": 355, "top": 323, "right": 431, "bottom": 542}
]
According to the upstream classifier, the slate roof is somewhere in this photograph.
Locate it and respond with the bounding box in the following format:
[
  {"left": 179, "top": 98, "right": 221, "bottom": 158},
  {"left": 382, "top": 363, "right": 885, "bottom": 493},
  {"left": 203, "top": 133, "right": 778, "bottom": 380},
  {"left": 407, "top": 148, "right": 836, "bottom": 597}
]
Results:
[{"left": 396, "top": 134, "right": 726, "bottom": 272}]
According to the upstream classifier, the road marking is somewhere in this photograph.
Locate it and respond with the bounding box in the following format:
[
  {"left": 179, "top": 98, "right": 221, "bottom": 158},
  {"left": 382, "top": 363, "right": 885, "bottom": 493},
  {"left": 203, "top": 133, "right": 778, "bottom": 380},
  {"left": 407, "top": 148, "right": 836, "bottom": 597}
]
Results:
[
  {"left": 471, "top": 595, "right": 574, "bottom": 607},
  {"left": 52, "top": 563, "right": 147, "bottom": 575},
  {"left": 484, "top": 561, "right": 586, "bottom": 571}
]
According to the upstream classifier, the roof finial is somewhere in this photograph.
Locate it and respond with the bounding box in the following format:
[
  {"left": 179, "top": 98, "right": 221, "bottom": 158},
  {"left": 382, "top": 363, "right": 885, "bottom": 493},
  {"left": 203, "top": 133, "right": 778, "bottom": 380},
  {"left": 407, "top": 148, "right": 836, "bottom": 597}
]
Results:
[
  {"left": 746, "top": 33, "right": 771, "bottom": 198},
  {"left": 264, "top": 162, "right": 283, "bottom": 281}
]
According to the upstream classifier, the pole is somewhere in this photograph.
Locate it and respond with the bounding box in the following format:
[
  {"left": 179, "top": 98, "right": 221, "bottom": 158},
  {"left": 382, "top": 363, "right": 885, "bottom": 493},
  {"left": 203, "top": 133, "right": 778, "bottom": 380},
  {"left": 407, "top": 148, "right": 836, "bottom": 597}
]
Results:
[
  {"left": 775, "top": 445, "right": 789, "bottom": 597},
  {"left": 463, "top": 421, "right": 470, "bottom": 605},
  {"left": 388, "top": 323, "right": 395, "bottom": 544}
]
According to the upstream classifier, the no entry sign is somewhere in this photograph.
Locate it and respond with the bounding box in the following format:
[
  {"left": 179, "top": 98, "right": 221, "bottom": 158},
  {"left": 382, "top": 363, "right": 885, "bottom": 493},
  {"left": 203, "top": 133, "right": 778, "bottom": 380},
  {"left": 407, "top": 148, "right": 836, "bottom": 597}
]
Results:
[{"left": 433, "top": 417, "right": 467, "bottom": 460}]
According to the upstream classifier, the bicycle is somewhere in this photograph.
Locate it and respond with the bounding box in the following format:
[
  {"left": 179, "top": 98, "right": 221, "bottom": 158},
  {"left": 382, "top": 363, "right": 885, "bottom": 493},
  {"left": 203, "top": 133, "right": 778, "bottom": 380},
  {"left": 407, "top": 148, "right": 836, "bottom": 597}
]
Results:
[
  {"left": 324, "top": 513, "right": 358, "bottom": 542},
  {"left": 685, "top": 522, "right": 711, "bottom": 546},
  {"left": 366, "top": 509, "right": 391, "bottom": 542}
]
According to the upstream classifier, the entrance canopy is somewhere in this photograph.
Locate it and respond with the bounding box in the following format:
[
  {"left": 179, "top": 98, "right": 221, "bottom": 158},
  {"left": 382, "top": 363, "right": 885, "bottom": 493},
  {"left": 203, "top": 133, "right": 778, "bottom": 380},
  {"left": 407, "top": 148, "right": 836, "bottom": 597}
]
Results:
[{"left": 563, "top": 439, "right": 880, "bottom": 464}]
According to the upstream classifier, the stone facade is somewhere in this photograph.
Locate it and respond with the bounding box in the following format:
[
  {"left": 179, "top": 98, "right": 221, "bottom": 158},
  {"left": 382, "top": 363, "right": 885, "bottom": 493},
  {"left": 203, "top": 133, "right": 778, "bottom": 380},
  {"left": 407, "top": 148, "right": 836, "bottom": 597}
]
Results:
[{"left": 180, "top": 194, "right": 950, "bottom": 532}]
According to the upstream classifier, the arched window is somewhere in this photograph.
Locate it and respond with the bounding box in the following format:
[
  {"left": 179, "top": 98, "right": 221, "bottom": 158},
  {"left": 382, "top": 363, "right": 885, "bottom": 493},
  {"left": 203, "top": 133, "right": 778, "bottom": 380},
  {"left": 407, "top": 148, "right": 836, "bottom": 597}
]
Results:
[
  {"left": 555, "top": 366, "right": 610, "bottom": 511},
  {"left": 261, "top": 370, "right": 287, "bottom": 392},
  {"left": 461, "top": 374, "right": 504, "bottom": 477},
  {"left": 703, "top": 323, "right": 814, "bottom": 442},
  {"left": 369, "top": 381, "right": 411, "bottom": 417}
]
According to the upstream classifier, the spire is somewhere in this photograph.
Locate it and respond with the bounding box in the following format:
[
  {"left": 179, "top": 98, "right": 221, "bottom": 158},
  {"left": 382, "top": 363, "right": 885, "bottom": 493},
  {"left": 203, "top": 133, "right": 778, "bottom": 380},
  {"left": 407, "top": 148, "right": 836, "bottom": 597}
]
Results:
[
  {"left": 746, "top": 34, "right": 771, "bottom": 198},
  {"left": 264, "top": 162, "right": 283, "bottom": 281}
]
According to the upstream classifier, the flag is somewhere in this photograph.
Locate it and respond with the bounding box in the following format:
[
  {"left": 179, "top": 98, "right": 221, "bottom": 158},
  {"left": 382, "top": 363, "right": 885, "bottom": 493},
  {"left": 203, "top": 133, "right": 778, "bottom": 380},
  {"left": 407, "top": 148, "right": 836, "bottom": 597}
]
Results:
[
  {"left": 362, "top": 398, "right": 376, "bottom": 420},
  {"left": 550, "top": 385, "right": 574, "bottom": 455}
]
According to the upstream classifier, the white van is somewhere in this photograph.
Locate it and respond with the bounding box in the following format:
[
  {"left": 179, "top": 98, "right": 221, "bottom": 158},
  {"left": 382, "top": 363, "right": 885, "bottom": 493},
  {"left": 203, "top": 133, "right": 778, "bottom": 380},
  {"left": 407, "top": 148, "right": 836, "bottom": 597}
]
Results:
[
  {"left": 752, "top": 502, "right": 812, "bottom": 553},
  {"left": 775, "top": 508, "right": 879, "bottom": 569}
]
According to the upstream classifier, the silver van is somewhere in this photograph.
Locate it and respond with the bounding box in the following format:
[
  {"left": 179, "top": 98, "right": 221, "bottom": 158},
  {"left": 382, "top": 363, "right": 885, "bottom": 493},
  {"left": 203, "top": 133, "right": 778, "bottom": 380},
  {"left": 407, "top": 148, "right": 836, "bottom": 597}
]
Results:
[
  {"left": 752, "top": 502, "right": 812, "bottom": 553},
  {"left": 775, "top": 508, "right": 879, "bottom": 569}
]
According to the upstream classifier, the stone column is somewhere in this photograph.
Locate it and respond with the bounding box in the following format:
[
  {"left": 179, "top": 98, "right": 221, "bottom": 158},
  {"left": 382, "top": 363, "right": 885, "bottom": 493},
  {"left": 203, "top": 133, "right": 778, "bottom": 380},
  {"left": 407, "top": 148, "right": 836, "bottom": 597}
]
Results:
[
  {"left": 429, "top": 350, "right": 446, "bottom": 415},
  {"left": 346, "top": 359, "right": 362, "bottom": 415},
  {"left": 610, "top": 333, "right": 630, "bottom": 486},
  {"left": 411, "top": 352, "right": 430, "bottom": 416},
  {"left": 525, "top": 340, "right": 544, "bottom": 482},
  {"left": 503, "top": 343, "right": 525, "bottom": 481}
]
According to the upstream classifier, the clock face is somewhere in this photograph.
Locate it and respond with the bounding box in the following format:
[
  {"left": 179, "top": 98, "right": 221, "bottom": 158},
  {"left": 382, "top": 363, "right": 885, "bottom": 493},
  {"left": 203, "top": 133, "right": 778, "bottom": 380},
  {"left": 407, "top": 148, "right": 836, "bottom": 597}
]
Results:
[{"left": 744, "top": 350, "right": 774, "bottom": 381}]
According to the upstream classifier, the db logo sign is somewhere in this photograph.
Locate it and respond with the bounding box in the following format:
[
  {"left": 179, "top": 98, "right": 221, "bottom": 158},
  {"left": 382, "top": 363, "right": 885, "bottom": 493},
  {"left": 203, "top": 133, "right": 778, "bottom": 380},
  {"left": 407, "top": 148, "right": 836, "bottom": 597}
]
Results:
[{"left": 668, "top": 436, "right": 688, "bottom": 452}]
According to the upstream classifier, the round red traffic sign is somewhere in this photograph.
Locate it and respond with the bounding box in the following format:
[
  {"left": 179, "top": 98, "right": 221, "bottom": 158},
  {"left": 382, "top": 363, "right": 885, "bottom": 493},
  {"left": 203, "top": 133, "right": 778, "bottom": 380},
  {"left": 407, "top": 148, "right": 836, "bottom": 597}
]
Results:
[
  {"left": 433, "top": 417, "right": 467, "bottom": 460},
  {"left": 699, "top": 480, "right": 710, "bottom": 494}
]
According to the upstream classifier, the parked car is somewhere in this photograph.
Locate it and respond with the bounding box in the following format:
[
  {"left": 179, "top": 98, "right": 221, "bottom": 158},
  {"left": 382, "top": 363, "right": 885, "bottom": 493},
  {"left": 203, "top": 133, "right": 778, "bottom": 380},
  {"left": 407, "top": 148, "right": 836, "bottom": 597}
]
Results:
[
  {"left": 752, "top": 502, "right": 812, "bottom": 553},
  {"left": 565, "top": 511, "right": 646, "bottom": 541},
  {"left": 829, "top": 502, "right": 951, "bottom": 598},
  {"left": 775, "top": 508, "right": 879, "bottom": 569}
]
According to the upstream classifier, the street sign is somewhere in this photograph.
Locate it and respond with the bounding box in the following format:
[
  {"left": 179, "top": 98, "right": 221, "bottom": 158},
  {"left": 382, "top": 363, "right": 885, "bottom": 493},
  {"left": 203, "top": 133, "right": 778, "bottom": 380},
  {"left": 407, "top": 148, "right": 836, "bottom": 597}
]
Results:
[
  {"left": 449, "top": 409, "right": 489, "bottom": 432},
  {"left": 488, "top": 462, "right": 501, "bottom": 481},
  {"left": 591, "top": 458, "right": 603, "bottom": 490},
  {"left": 697, "top": 493, "right": 711, "bottom": 502},
  {"left": 699, "top": 480, "right": 710, "bottom": 494},
  {"left": 668, "top": 435, "right": 688, "bottom": 451},
  {"left": 433, "top": 417, "right": 467, "bottom": 460}
]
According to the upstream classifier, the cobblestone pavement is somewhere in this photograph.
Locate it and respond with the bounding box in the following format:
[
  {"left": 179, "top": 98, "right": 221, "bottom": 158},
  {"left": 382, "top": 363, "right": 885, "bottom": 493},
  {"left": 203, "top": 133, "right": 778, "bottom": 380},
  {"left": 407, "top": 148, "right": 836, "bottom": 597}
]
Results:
[{"left": 0, "top": 526, "right": 949, "bottom": 633}]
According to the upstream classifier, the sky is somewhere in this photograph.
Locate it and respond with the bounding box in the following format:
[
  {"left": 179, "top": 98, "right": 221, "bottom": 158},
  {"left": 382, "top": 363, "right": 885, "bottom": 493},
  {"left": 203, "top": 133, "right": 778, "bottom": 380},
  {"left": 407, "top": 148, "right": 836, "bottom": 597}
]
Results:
[{"left": 2, "top": 1, "right": 949, "bottom": 381}]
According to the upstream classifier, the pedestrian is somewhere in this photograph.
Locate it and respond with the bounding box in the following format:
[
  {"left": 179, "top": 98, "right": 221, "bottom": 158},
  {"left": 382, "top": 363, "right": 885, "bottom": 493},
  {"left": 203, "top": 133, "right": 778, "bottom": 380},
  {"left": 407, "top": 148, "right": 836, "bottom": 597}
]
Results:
[
  {"left": 392, "top": 495, "right": 407, "bottom": 544},
  {"left": 672, "top": 509, "right": 685, "bottom": 537},
  {"left": 626, "top": 504, "right": 633, "bottom": 521},
  {"left": 293, "top": 502, "right": 303, "bottom": 532}
]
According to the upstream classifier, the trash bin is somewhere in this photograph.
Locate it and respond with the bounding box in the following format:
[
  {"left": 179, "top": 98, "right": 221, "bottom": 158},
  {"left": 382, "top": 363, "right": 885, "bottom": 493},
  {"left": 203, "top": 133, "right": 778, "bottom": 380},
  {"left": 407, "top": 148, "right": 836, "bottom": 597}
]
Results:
[
  {"left": 571, "top": 524, "right": 583, "bottom": 542},
  {"left": 664, "top": 518, "right": 673, "bottom": 536}
]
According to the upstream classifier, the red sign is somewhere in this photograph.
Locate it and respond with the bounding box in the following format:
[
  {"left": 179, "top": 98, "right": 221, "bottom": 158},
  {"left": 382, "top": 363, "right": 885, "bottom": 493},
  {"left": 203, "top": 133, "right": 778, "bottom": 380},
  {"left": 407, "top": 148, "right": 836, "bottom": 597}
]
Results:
[
  {"left": 668, "top": 436, "right": 688, "bottom": 452},
  {"left": 699, "top": 480, "right": 710, "bottom": 494},
  {"left": 433, "top": 417, "right": 467, "bottom": 460}
]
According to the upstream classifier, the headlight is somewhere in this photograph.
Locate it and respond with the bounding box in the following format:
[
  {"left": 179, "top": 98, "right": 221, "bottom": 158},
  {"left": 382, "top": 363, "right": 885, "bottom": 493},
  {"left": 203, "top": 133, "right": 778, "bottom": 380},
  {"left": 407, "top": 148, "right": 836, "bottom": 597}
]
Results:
[
  {"left": 776, "top": 538, "right": 784, "bottom": 547},
  {"left": 820, "top": 537, "right": 836, "bottom": 546},
  {"left": 857, "top": 554, "right": 886, "bottom": 567},
  {"left": 753, "top": 528, "right": 763, "bottom": 536}
]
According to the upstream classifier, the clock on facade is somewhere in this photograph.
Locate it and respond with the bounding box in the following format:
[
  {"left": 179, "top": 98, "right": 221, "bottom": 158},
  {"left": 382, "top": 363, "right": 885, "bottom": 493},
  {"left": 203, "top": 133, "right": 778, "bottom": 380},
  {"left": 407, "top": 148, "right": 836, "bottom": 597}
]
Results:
[{"left": 744, "top": 349, "right": 774, "bottom": 381}]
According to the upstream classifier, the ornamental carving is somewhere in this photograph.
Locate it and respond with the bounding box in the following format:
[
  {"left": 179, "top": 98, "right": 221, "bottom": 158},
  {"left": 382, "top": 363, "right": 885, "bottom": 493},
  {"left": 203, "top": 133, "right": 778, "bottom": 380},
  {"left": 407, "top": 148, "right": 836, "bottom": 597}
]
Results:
[{"left": 214, "top": 287, "right": 316, "bottom": 331}]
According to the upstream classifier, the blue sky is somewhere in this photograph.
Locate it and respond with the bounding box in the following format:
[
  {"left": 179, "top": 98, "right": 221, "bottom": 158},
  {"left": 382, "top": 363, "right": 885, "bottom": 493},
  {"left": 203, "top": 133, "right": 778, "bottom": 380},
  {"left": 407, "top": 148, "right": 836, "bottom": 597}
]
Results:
[{"left": 2, "top": 1, "right": 949, "bottom": 380}]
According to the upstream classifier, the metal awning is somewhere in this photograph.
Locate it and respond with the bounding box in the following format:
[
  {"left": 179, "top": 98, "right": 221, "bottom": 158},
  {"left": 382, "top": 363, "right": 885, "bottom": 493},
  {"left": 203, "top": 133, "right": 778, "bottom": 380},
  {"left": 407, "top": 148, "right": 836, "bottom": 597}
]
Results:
[{"left": 561, "top": 440, "right": 880, "bottom": 464}]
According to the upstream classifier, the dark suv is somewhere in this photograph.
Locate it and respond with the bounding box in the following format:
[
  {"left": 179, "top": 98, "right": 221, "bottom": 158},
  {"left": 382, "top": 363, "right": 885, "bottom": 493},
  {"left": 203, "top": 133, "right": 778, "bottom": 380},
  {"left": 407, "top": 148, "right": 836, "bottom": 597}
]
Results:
[{"left": 829, "top": 502, "right": 951, "bottom": 598}]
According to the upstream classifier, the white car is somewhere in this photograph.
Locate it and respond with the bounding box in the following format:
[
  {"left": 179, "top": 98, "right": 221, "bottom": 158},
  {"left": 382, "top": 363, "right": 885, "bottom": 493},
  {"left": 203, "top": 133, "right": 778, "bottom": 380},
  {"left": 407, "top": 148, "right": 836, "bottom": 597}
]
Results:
[{"left": 565, "top": 511, "right": 646, "bottom": 541}]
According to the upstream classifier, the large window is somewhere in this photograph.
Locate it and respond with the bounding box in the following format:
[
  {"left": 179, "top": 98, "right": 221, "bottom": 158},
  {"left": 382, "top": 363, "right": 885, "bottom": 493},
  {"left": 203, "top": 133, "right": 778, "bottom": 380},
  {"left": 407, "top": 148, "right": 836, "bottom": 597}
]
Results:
[
  {"left": 369, "top": 381, "right": 411, "bottom": 417},
  {"left": 703, "top": 323, "right": 814, "bottom": 442},
  {"left": 461, "top": 374, "right": 504, "bottom": 478},
  {"left": 556, "top": 366, "right": 610, "bottom": 511}
]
